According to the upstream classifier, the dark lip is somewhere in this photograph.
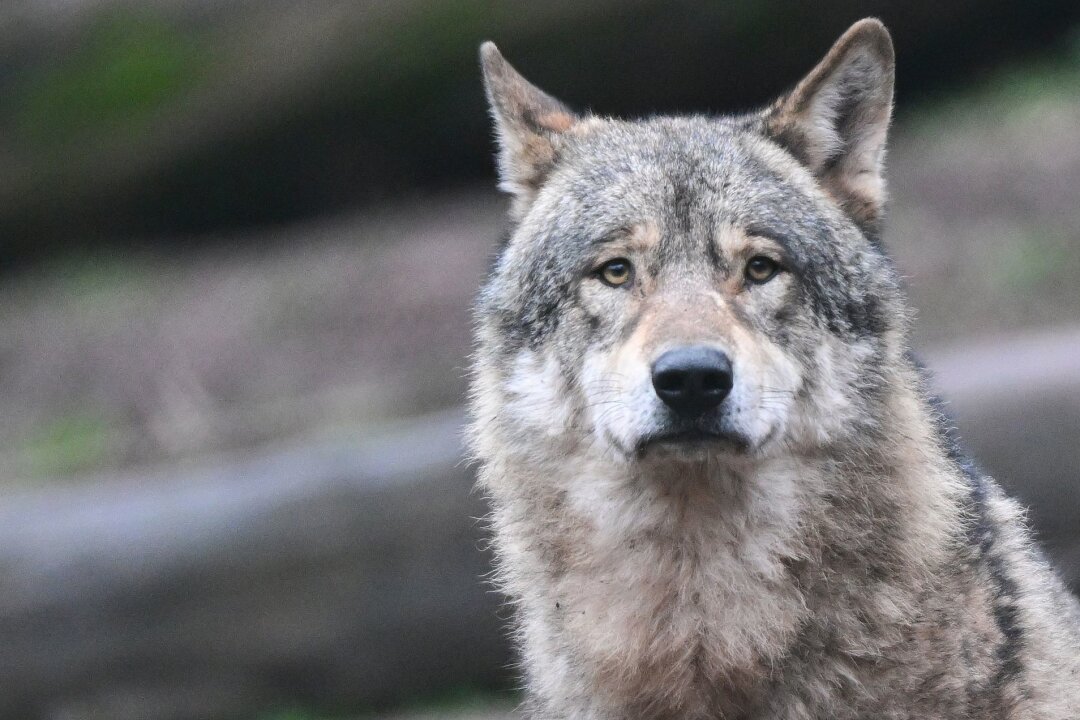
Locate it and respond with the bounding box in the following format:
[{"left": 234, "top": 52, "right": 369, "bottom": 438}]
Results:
[{"left": 635, "top": 428, "right": 749, "bottom": 456}]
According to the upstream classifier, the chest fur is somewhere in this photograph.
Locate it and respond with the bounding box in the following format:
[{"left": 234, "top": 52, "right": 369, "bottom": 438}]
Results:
[{"left": 501, "top": 466, "right": 817, "bottom": 717}]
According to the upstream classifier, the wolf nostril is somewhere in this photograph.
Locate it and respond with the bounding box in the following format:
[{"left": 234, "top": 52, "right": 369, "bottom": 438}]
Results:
[
  {"left": 653, "top": 371, "right": 684, "bottom": 394},
  {"left": 651, "top": 347, "right": 733, "bottom": 416},
  {"left": 700, "top": 369, "right": 733, "bottom": 394}
]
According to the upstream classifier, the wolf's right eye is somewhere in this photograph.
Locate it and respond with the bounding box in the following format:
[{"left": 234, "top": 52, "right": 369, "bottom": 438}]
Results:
[
  {"left": 745, "top": 256, "right": 780, "bottom": 284},
  {"left": 596, "top": 258, "right": 633, "bottom": 288}
]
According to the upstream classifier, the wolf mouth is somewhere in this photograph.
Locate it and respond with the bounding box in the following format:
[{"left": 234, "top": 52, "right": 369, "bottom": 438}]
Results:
[{"left": 635, "top": 427, "right": 750, "bottom": 456}]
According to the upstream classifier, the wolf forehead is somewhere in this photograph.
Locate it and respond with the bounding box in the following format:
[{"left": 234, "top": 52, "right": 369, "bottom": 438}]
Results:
[
  {"left": 479, "top": 116, "right": 898, "bottom": 350},
  {"left": 533, "top": 116, "right": 835, "bottom": 240}
]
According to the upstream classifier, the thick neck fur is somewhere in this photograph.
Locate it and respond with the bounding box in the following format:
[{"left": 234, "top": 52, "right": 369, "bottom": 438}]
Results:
[{"left": 475, "top": 360, "right": 966, "bottom": 719}]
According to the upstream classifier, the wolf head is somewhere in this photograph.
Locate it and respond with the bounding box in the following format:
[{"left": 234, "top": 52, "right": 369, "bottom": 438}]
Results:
[{"left": 473, "top": 19, "right": 907, "bottom": 468}]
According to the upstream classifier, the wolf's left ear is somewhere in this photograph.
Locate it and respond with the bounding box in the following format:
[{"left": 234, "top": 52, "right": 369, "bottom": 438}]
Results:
[
  {"left": 765, "top": 18, "right": 894, "bottom": 234},
  {"left": 480, "top": 42, "right": 580, "bottom": 220}
]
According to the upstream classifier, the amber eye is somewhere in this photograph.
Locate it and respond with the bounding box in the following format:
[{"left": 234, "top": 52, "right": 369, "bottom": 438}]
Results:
[
  {"left": 597, "top": 258, "right": 633, "bottom": 287},
  {"left": 745, "top": 255, "right": 780, "bottom": 284}
]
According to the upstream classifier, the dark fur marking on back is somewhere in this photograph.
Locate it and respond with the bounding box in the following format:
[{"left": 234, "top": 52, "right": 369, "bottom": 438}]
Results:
[
  {"left": 915, "top": 357, "right": 1027, "bottom": 708},
  {"left": 968, "top": 474, "right": 1027, "bottom": 695}
]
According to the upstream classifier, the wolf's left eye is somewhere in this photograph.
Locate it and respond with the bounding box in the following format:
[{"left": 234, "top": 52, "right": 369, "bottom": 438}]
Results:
[
  {"left": 596, "top": 258, "right": 633, "bottom": 288},
  {"left": 745, "top": 256, "right": 780, "bottom": 284}
]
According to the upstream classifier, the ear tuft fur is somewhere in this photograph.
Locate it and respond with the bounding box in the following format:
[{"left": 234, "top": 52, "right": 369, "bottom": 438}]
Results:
[
  {"left": 765, "top": 18, "right": 895, "bottom": 235},
  {"left": 480, "top": 42, "right": 579, "bottom": 220}
]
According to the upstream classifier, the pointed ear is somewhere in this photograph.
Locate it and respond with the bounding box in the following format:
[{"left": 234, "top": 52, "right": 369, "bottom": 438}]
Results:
[
  {"left": 765, "top": 18, "right": 895, "bottom": 235},
  {"left": 480, "top": 42, "right": 580, "bottom": 220}
]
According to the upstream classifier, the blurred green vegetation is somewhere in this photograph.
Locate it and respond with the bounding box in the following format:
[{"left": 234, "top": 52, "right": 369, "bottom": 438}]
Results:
[
  {"left": 990, "top": 230, "right": 1073, "bottom": 295},
  {"left": 260, "top": 710, "right": 335, "bottom": 720},
  {"left": 12, "top": 9, "right": 212, "bottom": 149},
  {"left": 20, "top": 411, "right": 116, "bottom": 478},
  {"left": 905, "top": 25, "right": 1080, "bottom": 127}
]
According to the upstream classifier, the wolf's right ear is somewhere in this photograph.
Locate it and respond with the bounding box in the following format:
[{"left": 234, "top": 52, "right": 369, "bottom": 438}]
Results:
[{"left": 480, "top": 42, "right": 580, "bottom": 220}]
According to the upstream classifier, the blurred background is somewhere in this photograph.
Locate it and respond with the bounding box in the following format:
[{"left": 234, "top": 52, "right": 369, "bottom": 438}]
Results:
[{"left": 0, "top": 1, "right": 1079, "bottom": 719}]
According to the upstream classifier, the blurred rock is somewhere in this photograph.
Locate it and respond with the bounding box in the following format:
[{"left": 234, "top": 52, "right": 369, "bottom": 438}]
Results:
[{"left": 0, "top": 409, "right": 509, "bottom": 720}]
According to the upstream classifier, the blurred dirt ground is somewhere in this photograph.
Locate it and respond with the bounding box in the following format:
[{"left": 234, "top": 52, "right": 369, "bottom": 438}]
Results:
[{"left": 0, "top": 192, "right": 503, "bottom": 480}]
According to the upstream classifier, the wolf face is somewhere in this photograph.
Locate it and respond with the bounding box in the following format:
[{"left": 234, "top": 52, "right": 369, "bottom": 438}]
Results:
[{"left": 475, "top": 20, "right": 903, "bottom": 469}]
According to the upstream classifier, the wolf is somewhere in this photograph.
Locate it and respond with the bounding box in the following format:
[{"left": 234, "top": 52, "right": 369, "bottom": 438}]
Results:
[{"left": 468, "top": 18, "right": 1080, "bottom": 720}]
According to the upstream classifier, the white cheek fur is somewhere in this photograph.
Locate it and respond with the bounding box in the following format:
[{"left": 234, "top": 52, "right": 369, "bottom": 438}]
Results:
[
  {"left": 579, "top": 348, "right": 657, "bottom": 454},
  {"left": 503, "top": 350, "right": 577, "bottom": 437}
]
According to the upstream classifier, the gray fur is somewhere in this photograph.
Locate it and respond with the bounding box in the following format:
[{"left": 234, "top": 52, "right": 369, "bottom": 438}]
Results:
[{"left": 469, "top": 19, "right": 1080, "bottom": 719}]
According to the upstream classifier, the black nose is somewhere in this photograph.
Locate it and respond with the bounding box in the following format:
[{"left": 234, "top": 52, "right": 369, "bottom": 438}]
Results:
[{"left": 651, "top": 347, "right": 733, "bottom": 416}]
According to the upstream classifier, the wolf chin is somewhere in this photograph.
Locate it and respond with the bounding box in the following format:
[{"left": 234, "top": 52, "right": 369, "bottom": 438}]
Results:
[{"left": 468, "top": 19, "right": 1080, "bottom": 719}]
